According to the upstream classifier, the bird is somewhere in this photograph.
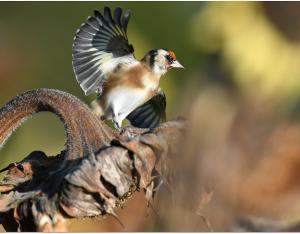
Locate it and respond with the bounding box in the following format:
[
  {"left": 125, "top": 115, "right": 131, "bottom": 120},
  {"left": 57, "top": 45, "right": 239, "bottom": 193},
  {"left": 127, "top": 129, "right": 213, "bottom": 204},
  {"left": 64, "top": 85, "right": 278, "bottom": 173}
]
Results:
[{"left": 72, "top": 6, "right": 184, "bottom": 131}]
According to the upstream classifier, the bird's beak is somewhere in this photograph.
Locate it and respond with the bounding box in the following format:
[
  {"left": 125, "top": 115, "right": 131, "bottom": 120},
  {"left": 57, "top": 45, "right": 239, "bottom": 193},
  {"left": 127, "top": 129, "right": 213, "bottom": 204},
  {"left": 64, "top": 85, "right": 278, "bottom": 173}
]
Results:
[{"left": 171, "top": 60, "right": 184, "bottom": 69}]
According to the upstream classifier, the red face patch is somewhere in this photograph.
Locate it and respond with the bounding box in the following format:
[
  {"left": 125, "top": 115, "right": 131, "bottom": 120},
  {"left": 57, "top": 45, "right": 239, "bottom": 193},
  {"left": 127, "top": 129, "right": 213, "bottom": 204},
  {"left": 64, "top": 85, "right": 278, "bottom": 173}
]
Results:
[{"left": 168, "top": 50, "right": 176, "bottom": 61}]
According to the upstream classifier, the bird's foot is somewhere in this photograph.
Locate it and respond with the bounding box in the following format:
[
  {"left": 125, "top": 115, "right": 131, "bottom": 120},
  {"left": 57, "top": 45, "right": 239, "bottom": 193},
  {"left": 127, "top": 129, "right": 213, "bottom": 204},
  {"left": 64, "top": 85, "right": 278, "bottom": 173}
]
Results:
[
  {"left": 113, "top": 122, "right": 134, "bottom": 139},
  {"left": 124, "top": 130, "right": 136, "bottom": 140},
  {"left": 118, "top": 126, "right": 137, "bottom": 140},
  {"left": 112, "top": 119, "right": 136, "bottom": 139},
  {"left": 124, "top": 126, "right": 138, "bottom": 140}
]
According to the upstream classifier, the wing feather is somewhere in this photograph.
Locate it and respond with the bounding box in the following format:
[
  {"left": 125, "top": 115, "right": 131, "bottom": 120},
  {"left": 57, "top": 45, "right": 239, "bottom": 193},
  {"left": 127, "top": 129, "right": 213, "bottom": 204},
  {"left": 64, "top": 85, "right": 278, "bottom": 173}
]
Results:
[
  {"left": 121, "top": 10, "right": 131, "bottom": 36},
  {"left": 72, "top": 7, "right": 136, "bottom": 95},
  {"left": 113, "top": 8, "right": 122, "bottom": 26},
  {"left": 127, "top": 89, "right": 167, "bottom": 128}
]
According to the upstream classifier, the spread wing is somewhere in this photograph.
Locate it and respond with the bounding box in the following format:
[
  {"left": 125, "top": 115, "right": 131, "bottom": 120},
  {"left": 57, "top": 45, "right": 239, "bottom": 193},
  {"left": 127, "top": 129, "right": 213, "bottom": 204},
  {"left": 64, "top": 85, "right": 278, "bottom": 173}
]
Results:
[
  {"left": 72, "top": 7, "right": 137, "bottom": 95},
  {"left": 127, "top": 89, "right": 166, "bottom": 128}
]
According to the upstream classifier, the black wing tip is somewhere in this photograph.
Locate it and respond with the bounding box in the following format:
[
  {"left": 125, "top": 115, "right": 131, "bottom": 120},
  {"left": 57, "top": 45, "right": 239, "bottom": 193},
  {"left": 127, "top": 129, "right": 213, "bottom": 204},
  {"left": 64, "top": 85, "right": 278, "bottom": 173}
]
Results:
[
  {"left": 129, "top": 116, "right": 160, "bottom": 129},
  {"left": 104, "top": 6, "right": 112, "bottom": 16},
  {"left": 121, "top": 9, "right": 131, "bottom": 31},
  {"left": 94, "top": 9, "right": 105, "bottom": 20},
  {"left": 127, "top": 91, "right": 167, "bottom": 129},
  {"left": 94, "top": 9, "right": 101, "bottom": 15},
  {"left": 93, "top": 7, "right": 131, "bottom": 24},
  {"left": 94, "top": 7, "right": 130, "bottom": 16}
]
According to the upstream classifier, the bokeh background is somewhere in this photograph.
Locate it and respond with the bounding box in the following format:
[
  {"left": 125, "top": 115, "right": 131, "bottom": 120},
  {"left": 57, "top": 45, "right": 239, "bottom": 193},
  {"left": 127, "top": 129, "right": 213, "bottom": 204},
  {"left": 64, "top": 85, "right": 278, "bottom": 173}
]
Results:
[{"left": 1, "top": 1, "right": 300, "bottom": 231}]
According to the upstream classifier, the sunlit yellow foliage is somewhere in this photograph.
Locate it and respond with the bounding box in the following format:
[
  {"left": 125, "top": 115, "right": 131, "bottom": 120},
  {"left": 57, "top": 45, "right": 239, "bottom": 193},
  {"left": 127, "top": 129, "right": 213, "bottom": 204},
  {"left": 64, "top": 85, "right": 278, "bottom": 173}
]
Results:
[{"left": 191, "top": 2, "right": 300, "bottom": 108}]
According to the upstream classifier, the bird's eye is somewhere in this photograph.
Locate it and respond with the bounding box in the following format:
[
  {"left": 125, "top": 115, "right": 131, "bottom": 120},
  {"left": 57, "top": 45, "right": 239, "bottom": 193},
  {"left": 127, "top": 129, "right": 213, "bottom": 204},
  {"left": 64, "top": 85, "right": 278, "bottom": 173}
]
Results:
[{"left": 165, "top": 55, "right": 173, "bottom": 63}]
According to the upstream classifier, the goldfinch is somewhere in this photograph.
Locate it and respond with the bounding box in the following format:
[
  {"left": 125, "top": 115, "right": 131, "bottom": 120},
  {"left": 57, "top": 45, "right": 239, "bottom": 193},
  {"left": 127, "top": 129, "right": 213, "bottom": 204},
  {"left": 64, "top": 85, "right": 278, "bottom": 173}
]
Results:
[{"left": 72, "top": 7, "right": 184, "bottom": 130}]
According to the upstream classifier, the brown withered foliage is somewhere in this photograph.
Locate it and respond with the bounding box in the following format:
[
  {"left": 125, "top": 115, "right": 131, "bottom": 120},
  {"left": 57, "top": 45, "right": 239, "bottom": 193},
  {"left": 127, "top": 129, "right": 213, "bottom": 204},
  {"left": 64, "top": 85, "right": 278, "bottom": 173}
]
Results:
[
  {"left": 0, "top": 89, "right": 186, "bottom": 231},
  {"left": 146, "top": 86, "right": 300, "bottom": 232},
  {"left": 2, "top": 86, "right": 300, "bottom": 232}
]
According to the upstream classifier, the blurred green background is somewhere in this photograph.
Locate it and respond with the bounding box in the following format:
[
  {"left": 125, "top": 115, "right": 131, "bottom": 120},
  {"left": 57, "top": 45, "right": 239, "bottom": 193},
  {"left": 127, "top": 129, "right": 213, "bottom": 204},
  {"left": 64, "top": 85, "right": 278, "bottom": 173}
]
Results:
[{"left": 2, "top": 2, "right": 300, "bottom": 231}]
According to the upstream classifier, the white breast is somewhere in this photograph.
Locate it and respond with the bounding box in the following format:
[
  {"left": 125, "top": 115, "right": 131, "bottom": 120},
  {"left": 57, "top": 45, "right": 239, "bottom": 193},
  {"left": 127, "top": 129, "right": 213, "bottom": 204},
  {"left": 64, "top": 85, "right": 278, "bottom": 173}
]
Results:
[{"left": 106, "top": 86, "right": 148, "bottom": 125}]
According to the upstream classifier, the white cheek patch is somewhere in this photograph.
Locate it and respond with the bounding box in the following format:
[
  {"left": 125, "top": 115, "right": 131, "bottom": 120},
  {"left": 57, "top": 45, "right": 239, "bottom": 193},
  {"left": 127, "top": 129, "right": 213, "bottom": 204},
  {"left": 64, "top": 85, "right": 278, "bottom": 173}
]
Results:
[
  {"left": 153, "top": 64, "right": 167, "bottom": 75},
  {"left": 152, "top": 51, "right": 168, "bottom": 75}
]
